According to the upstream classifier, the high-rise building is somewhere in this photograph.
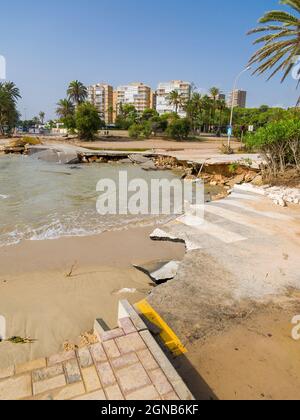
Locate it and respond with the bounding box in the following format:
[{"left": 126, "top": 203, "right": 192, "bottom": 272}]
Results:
[
  {"left": 156, "top": 80, "right": 191, "bottom": 117},
  {"left": 227, "top": 90, "right": 247, "bottom": 108},
  {"left": 217, "top": 93, "right": 226, "bottom": 102},
  {"left": 115, "top": 83, "right": 152, "bottom": 114},
  {"left": 87, "top": 83, "right": 114, "bottom": 124}
]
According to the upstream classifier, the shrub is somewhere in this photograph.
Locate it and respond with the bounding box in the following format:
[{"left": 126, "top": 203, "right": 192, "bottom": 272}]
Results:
[
  {"left": 128, "top": 121, "right": 152, "bottom": 139},
  {"left": 246, "top": 119, "right": 300, "bottom": 176},
  {"left": 75, "top": 103, "right": 104, "bottom": 140},
  {"left": 10, "top": 137, "right": 41, "bottom": 147},
  {"left": 166, "top": 118, "right": 191, "bottom": 140},
  {"left": 128, "top": 124, "right": 142, "bottom": 139}
]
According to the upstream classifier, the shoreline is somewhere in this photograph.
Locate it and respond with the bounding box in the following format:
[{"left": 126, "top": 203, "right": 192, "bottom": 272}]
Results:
[{"left": 0, "top": 225, "right": 185, "bottom": 369}]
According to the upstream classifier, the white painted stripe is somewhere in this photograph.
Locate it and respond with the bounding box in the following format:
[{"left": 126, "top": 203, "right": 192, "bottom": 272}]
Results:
[
  {"left": 230, "top": 192, "right": 260, "bottom": 201},
  {"left": 205, "top": 204, "right": 255, "bottom": 228},
  {"left": 192, "top": 220, "right": 247, "bottom": 244},
  {"left": 222, "top": 200, "right": 293, "bottom": 221}
]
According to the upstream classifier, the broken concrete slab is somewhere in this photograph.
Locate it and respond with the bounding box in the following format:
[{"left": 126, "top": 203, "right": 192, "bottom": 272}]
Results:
[
  {"left": 129, "top": 154, "right": 152, "bottom": 164},
  {"left": 134, "top": 261, "right": 181, "bottom": 283}
]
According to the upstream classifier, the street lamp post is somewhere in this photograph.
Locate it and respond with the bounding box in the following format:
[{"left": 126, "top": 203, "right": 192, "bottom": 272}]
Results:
[{"left": 228, "top": 66, "right": 251, "bottom": 148}]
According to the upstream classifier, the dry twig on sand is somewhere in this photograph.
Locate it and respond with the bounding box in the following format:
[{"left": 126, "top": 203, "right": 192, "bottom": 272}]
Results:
[{"left": 66, "top": 261, "right": 77, "bottom": 278}]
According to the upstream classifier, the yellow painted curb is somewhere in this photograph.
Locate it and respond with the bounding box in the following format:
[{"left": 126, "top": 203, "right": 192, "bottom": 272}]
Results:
[{"left": 135, "top": 300, "right": 187, "bottom": 357}]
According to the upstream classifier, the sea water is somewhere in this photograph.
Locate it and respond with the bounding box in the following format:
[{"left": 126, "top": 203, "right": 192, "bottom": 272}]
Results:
[{"left": 0, "top": 155, "right": 180, "bottom": 247}]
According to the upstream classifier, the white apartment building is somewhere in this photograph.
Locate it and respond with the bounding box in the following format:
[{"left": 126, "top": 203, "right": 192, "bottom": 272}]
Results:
[
  {"left": 227, "top": 90, "right": 247, "bottom": 109},
  {"left": 115, "top": 83, "right": 151, "bottom": 114},
  {"left": 156, "top": 80, "right": 191, "bottom": 117},
  {"left": 87, "top": 83, "right": 113, "bottom": 124}
]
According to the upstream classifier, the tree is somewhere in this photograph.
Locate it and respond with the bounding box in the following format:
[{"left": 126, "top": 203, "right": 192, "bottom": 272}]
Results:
[
  {"left": 167, "top": 90, "right": 186, "bottom": 114},
  {"left": 0, "top": 82, "right": 21, "bottom": 135},
  {"left": 115, "top": 104, "right": 138, "bottom": 129},
  {"left": 56, "top": 99, "right": 75, "bottom": 119},
  {"left": 75, "top": 102, "right": 104, "bottom": 140},
  {"left": 67, "top": 80, "right": 88, "bottom": 106},
  {"left": 39, "top": 111, "right": 45, "bottom": 124},
  {"left": 209, "top": 87, "right": 220, "bottom": 124},
  {"left": 166, "top": 118, "right": 191, "bottom": 140},
  {"left": 141, "top": 108, "right": 159, "bottom": 121},
  {"left": 184, "top": 93, "right": 203, "bottom": 132},
  {"left": 248, "top": 0, "right": 300, "bottom": 103}
]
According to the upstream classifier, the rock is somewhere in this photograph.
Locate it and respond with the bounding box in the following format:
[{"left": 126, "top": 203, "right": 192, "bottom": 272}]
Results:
[
  {"left": 244, "top": 172, "right": 257, "bottom": 183},
  {"left": 252, "top": 175, "right": 263, "bottom": 186},
  {"left": 272, "top": 197, "right": 287, "bottom": 207}
]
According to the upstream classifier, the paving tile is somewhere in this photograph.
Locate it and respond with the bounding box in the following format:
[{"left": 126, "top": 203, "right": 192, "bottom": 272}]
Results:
[
  {"left": 53, "top": 383, "right": 85, "bottom": 400},
  {"left": 116, "top": 332, "right": 147, "bottom": 354},
  {"left": 101, "top": 328, "right": 125, "bottom": 342},
  {"left": 111, "top": 353, "right": 139, "bottom": 371},
  {"left": 0, "top": 365, "right": 14, "bottom": 380},
  {"left": 15, "top": 358, "right": 46, "bottom": 375},
  {"left": 81, "top": 366, "right": 101, "bottom": 392},
  {"left": 119, "top": 318, "right": 137, "bottom": 335},
  {"left": 47, "top": 351, "right": 76, "bottom": 367},
  {"left": 103, "top": 340, "right": 121, "bottom": 359},
  {"left": 137, "top": 349, "right": 159, "bottom": 371},
  {"left": 33, "top": 374, "right": 66, "bottom": 396},
  {"left": 0, "top": 374, "right": 32, "bottom": 400},
  {"left": 73, "top": 389, "right": 106, "bottom": 400},
  {"left": 126, "top": 385, "right": 159, "bottom": 401},
  {"left": 64, "top": 359, "right": 82, "bottom": 384},
  {"left": 29, "top": 383, "right": 85, "bottom": 401},
  {"left": 32, "top": 364, "right": 64, "bottom": 382},
  {"left": 96, "top": 362, "right": 116, "bottom": 387},
  {"left": 90, "top": 343, "right": 107, "bottom": 363},
  {"left": 116, "top": 363, "right": 151, "bottom": 394},
  {"left": 149, "top": 369, "right": 173, "bottom": 396},
  {"left": 105, "top": 384, "right": 125, "bottom": 401},
  {"left": 77, "top": 347, "right": 93, "bottom": 368},
  {"left": 139, "top": 330, "right": 194, "bottom": 400}
]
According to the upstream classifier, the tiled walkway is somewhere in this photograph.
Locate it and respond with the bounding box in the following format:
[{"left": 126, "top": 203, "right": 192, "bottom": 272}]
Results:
[{"left": 0, "top": 301, "right": 194, "bottom": 400}]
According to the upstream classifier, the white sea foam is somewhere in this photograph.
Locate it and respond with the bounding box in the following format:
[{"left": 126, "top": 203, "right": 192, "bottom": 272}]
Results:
[{"left": 0, "top": 194, "right": 8, "bottom": 199}]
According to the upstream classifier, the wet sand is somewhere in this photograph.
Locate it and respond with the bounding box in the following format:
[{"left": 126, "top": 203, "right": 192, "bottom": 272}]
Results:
[{"left": 0, "top": 226, "right": 185, "bottom": 369}]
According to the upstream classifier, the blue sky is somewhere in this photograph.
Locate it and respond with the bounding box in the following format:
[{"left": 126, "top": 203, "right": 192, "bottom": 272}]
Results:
[{"left": 0, "top": 0, "right": 297, "bottom": 119}]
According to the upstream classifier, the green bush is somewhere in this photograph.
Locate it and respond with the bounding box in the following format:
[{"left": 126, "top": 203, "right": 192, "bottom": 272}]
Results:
[
  {"left": 128, "top": 121, "right": 152, "bottom": 139},
  {"left": 166, "top": 118, "right": 191, "bottom": 140},
  {"left": 245, "top": 119, "right": 300, "bottom": 175},
  {"left": 11, "top": 137, "right": 41, "bottom": 147},
  {"left": 128, "top": 124, "right": 142, "bottom": 139},
  {"left": 75, "top": 103, "right": 104, "bottom": 140}
]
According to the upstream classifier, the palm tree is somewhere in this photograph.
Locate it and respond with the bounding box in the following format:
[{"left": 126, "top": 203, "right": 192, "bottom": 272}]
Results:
[
  {"left": 248, "top": 0, "right": 300, "bottom": 92},
  {"left": 56, "top": 99, "right": 75, "bottom": 119},
  {"left": 168, "top": 90, "right": 186, "bottom": 114},
  {"left": 2, "top": 82, "right": 21, "bottom": 103},
  {"left": 217, "top": 99, "right": 227, "bottom": 132},
  {"left": 67, "top": 80, "right": 88, "bottom": 106},
  {"left": 209, "top": 87, "right": 220, "bottom": 126},
  {"left": 39, "top": 111, "right": 45, "bottom": 124},
  {"left": 0, "top": 82, "right": 21, "bottom": 135}
]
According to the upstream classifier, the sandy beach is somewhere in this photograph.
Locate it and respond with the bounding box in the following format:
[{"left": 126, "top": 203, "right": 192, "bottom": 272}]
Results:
[{"left": 0, "top": 226, "right": 185, "bottom": 369}]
